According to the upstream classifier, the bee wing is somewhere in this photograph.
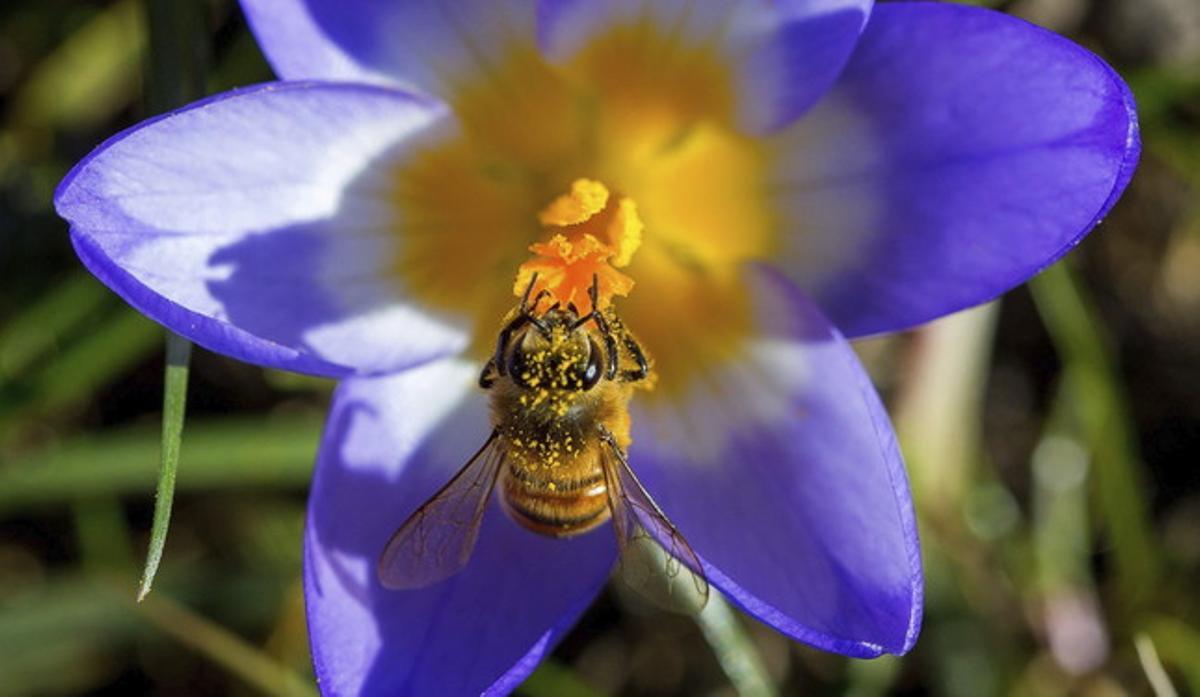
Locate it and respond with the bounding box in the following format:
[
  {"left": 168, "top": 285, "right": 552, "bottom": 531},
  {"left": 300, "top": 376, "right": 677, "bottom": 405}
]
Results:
[
  {"left": 600, "top": 433, "right": 710, "bottom": 613},
  {"left": 377, "top": 430, "right": 505, "bottom": 590}
]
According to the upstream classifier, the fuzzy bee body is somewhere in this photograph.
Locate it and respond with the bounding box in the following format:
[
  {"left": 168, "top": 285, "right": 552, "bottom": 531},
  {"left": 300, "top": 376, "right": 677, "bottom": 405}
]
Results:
[
  {"left": 378, "top": 279, "right": 707, "bottom": 610},
  {"left": 492, "top": 354, "right": 632, "bottom": 536},
  {"left": 480, "top": 302, "right": 634, "bottom": 537}
]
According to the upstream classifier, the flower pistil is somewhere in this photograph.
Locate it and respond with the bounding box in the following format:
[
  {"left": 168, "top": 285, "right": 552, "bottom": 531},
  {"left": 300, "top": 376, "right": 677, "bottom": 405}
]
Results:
[{"left": 514, "top": 178, "right": 644, "bottom": 315}]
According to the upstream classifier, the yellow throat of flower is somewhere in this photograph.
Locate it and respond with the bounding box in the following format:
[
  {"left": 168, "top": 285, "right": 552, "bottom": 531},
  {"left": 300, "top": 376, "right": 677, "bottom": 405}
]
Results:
[{"left": 388, "top": 19, "right": 785, "bottom": 400}]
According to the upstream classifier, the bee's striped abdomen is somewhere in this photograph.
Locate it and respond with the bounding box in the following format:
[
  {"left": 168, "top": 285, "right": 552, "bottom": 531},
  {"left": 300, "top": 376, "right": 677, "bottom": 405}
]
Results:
[{"left": 499, "top": 455, "right": 611, "bottom": 538}]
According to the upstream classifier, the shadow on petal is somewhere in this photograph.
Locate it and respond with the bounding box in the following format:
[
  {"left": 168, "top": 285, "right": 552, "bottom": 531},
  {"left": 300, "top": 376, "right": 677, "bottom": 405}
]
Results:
[{"left": 204, "top": 125, "right": 474, "bottom": 375}]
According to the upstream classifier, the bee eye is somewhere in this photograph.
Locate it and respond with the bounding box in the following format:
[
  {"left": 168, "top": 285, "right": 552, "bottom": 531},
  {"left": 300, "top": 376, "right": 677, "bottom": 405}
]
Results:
[{"left": 580, "top": 336, "right": 604, "bottom": 390}]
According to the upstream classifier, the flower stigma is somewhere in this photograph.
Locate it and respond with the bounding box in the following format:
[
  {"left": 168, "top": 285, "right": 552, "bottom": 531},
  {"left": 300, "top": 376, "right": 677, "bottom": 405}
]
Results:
[
  {"left": 514, "top": 178, "right": 644, "bottom": 316},
  {"left": 497, "top": 179, "right": 648, "bottom": 473}
]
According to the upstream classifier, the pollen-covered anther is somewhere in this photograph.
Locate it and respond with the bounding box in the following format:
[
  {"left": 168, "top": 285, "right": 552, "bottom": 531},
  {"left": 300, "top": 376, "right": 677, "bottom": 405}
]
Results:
[{"left": 514, "top": 178, "right": 644, "bottom": 315}]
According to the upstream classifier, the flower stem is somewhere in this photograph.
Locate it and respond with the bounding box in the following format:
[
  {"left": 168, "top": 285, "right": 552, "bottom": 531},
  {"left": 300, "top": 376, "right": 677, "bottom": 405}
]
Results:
[
  {"left": 695, "top": 594, "right": 779, "bottom": 697},
  {"left": 143, "top": 0, "right": 207, "bottom": 114},
  {"left": 1029, "top": 262, "right": 1160, "bottom": 618},
  {"left": 109, "top": 576, "right": 318, "bottom": 696},
  {"left": 520, "top": 661, "right": 607, "bottom": 697},
  {"left": 1135, "top": 632, "right": 1179, "bottom": 697}
]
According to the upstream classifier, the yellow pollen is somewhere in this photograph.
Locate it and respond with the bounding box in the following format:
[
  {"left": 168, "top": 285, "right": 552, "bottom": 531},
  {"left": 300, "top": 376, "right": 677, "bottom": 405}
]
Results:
[
  {"left": 514, "top": 178, "right": 644, "bottom": 314},
  {"left": 608, "top": 198, "right": 642, "bottom": 268},
  {"left": 538, "top": 178, "right": 610, "bottom": 227}
]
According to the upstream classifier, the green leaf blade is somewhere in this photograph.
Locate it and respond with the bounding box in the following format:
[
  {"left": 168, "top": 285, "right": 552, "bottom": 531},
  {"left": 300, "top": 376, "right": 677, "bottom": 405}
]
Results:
[{"left": 138, "top": 332, "right": 191, "bottom": 601}]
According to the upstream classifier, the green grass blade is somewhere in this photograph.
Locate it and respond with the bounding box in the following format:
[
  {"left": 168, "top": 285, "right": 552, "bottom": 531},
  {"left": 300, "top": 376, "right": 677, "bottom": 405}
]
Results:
[
  {"left": 520, "top": 661, "right": 608, "bottom": 697},
  {"left": 0, "top": 273, "right": 111, "bottom": 381},
  {"left": 72, "top": 496, "right": 137, "bottom": 574},
  {"left": 0, "top": 574, "right": 315, "bottom": 697},
  {"left": 1029, "top": 262, "right": 1160, "bottom": 616},
  {"left": 137, "top": 332, "right": 191, "bottom": 601},
  {"left": 135, "top": 0, "right": 207, "bottom": 604},
  {"left": 0, "top": 308, "right": 162, "bottom": 448},
  {"left": 0, "top": 413, "right": 323, "bottom": 513},
  {"left": 112, "top": 579, "right": 318, "bottom": 696},
  {"left": 144, "top": 0, "right": 208, "bottom": 114},
  {"left": 2, "top": 307, "right": 161, "bottom": 428},
  {"left": 7, "top": 0, "right": 144, "bottom": 131},
  {"left": 0, "top": 578, "right": 142, "bottom": 695},
  {"left": 1145, "top": 616, "right": 1200, "bottom": 695}
]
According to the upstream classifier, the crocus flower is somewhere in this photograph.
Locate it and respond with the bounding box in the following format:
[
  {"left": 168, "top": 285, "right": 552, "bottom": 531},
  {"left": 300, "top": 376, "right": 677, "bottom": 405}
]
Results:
[{"left": 55, "top": 0, "right": 1139, "bottom": 694}]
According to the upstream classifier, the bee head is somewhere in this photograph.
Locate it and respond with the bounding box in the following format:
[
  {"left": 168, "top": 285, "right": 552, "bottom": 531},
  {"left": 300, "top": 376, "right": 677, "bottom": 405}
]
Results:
[{"left": 508, "top": 310, "right": 605, "bottom": 392}]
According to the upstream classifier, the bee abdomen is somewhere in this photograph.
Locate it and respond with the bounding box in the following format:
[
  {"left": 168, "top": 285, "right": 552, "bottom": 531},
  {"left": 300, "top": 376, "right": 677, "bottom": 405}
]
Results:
[{"left": 499, "top": 465, "right": 610, "bottom": 538}]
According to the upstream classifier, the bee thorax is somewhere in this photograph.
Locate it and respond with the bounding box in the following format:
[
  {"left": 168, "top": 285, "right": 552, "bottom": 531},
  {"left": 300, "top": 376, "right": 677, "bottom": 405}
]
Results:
[{"left": 501, "top": 421, "right": 588, "bottom": 469}]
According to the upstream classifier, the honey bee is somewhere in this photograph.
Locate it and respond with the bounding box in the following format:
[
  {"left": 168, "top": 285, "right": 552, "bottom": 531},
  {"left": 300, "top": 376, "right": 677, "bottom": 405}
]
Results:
[{"left": 377, "top": 276, "right": 708, "bottom": 608}]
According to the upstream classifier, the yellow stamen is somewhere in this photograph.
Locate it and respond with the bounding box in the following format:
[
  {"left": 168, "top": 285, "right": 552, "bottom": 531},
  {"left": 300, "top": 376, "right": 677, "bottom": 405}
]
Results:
[{"left": 515, "top": 179, "right": 644, "bottom": 314}]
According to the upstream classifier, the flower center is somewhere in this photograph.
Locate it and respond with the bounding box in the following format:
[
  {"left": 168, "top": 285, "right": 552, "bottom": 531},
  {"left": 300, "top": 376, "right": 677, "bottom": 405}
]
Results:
[
  {"left": 514, "top": 178, "right": 643, "bottom": 315},
  {"left": 387, "top": 20, "right": 782, "bottom": 401}
]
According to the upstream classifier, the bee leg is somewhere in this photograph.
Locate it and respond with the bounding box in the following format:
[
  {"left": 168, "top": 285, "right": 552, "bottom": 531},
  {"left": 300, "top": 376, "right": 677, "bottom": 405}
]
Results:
[
  {"left": 518, "top": 272, "right": 540, "bottom": 310},
  {"left": 495, "top": 314, "right": 552, "bottom": 372},
  {"left": 519, "top": 272, "right": 552, "bottom": 317},
  {"left": 493, "top": 315, "right": 526, "bottom": 376},
  {"left": 596, "top": 424, "right": 621, "bottom": 454},
  {"left": 527, "top": 290, "right": 552, "bottom": 314},
  {"left": 479, "top": 358, "right": 498, "bottom": 389},
  {"left": 528, "top": 315, "right": 552, "bottom": 337},
  {"left": 495, "top": 282, "right": 555, "bottom": 375},
  {"left": 575, "top": 310, "right": 617, "bottom": 379},
  {"left": 573, "top": 311, "right": 619, "bottom": 380},
  {"left": 620, "top": 333, "right": 650, "bottom": 383},
  {"left": 565, "top": 274, "right": 618, "bottom": 378},
  {"left": 602, "top": 330, "right": 619, "bottom": 380}
]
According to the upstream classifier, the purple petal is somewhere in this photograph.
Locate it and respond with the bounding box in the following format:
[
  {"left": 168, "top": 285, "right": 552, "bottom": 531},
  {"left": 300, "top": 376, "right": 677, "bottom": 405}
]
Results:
[
  {"left": 240, "top": 0, "right": 537, "bottom": 96},
  {"left": 770, "top": 2, "right": 1140, "bottom": 337},
  {"left": 56, "top": 82, "right": 470, "bottom": 377},
  {"left": 630, "top": 266, "right": 921, "bottom": 657},
  {"left": 306, "top": 361, "right": 615, "bottom": 696},
  {"left": 537, "top": 0, "right": 872, "bottom": 132}
]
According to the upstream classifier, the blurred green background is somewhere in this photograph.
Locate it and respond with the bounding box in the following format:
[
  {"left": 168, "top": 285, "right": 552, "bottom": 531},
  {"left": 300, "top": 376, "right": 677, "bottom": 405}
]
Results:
[{"left": 1, "top": 0, "right": 1198, "bottom": 695}]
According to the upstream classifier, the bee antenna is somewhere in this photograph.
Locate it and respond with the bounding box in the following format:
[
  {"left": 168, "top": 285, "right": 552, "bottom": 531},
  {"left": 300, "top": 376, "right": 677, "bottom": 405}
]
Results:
[
  {"left": 566, "top": 301, "right": 578, "bottom": 315},
  {"left": 520, "top": 272, "right": 540, "bottom": 307},
  {"left": 529, "top": 289, "right": 551, "bottom": 315}
]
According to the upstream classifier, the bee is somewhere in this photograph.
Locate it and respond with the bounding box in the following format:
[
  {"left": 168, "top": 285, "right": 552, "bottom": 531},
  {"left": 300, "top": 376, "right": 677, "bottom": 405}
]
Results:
[{"left": 377, "top": 276, "right": 708, "bottom": 608}]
